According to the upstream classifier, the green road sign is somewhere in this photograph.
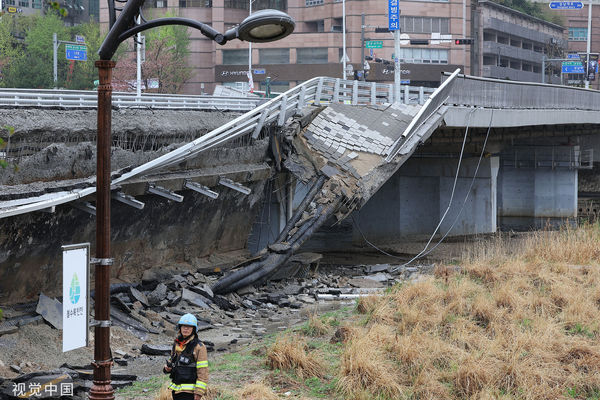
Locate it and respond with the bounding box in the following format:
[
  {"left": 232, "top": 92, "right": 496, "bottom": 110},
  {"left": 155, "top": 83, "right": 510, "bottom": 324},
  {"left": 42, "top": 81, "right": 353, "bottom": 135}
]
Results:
[
  {"left": 65, "top": 44, "right": 87, "bottom": 61},
  {"left": 365, "top": 40, "right": 383, "bottom": 49}
]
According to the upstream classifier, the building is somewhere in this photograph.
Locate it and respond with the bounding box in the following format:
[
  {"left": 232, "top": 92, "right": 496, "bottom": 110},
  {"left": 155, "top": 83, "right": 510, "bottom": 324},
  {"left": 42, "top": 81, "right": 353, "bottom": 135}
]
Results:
[
  {"left": 539, "top": 0, "right": 600, "bottom": 89},
  {"left": 98, "top": 0, "right": 589, "bottom": 94},
  {"left": 472, "top": 0, "right": 566, "bottom": 84},
  {"left": 101, "top": 0, "right": 474, "bottom": 93},
  {"left": 0, "top": 0, "right": 99, "bottom": 23}
]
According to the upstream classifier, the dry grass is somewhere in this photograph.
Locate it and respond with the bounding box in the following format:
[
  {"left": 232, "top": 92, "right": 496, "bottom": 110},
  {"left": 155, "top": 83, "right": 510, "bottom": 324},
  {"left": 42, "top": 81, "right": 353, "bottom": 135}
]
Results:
[
  {"left": 265, "top": 334, "right": 326, "bottom": 379},
  {"left": 336, "top": 223, "right": 600, "bottom": 399},
  {"left": 153, "top": 382, "right": 170, "bottom": 400},
  {"left": 235, "top": 381, "right": 280, "bottom": 400},
  {"left": 303, "top": 313, "right": 330, "bottom": 336}
]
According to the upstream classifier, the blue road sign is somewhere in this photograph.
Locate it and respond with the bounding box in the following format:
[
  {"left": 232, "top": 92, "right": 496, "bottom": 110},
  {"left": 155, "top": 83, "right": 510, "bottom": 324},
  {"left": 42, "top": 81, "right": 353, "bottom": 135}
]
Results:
[
  {"left": 562, "top": 64, "right": 585, "bottom": 73},
  {"left": 388, "top": 0, "right": 399, "bottom": 31},
  {"left": 253, "top": 69, "right": 266, "bottom": 74},
  {"left": 66, "top": 44, "right": 87, "bottom": 61},
  {"left": 549, "top": 1, "right": 583, "bottom": 9},
  {"left": 568, "top": 53, "right": 581, "bottom": 59}
]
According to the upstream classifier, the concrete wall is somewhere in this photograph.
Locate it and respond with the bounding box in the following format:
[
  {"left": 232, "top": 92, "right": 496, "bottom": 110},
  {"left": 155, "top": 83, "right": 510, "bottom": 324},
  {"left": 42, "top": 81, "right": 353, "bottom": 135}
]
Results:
[
  {"left": 497, "top": 165, "right": 578, "bottom": 230},
  {"left": 354, "top": 156, "right": 499, "bottom": 242},
  {"left": 0, "top": 181, "right": 266, "bottom": 304}
]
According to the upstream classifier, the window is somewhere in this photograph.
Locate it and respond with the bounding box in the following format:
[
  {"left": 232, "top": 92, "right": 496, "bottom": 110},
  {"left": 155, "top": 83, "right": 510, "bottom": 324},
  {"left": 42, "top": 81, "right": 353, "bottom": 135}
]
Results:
[
  {"left": 569, "top": 27, "right": 588, "bottom": 41},
  {"left": 180, "top": 0, "right": 211, "bottom": 7},
  {"left": 225, "top": 0, "right": 285, "bottom": 10},
  {"left": 260, "top": 80, "right": 289, "bottom": 92},
  {"left": 18, "top": 0, "right": 28, "bottom": 6},
  {"left": 144, "top": 0, "right": 167, "bottom": 7},
  {"left": 260, "top": 48, "right": 289, "bottom": 64},
  {"left": 399, "top": 48, "right": 448, "bottom": 64},
  {"left": 31, "top": 0, "right": 41, "bottom": 7},
  {"left": 224, "top": 0, "right": 246, "bottom": 9},
  {"left": 399, "top": 16, "right": 450, "bottom": 34},
  {"left": 305, "top": 20, "right": 324, "bottom": 32},
  {"left": 222, "top": 49, "right": 248, "bottom": 65},
  {"left": 297, "top": 48, "right": 328, "bottom": 64},
  {"left": 5, "top": 0, "right": 15, "bottom": 5},
  {"left": 306, "top": 0, "right": 323, "bottom": 6}
]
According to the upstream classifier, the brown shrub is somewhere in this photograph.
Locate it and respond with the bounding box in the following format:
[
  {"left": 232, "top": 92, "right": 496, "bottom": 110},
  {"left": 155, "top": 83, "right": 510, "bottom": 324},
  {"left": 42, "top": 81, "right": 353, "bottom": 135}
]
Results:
[
  {"left": 235, "top": 381, "right": 279, "bottom": 400},
  {"left": 265, "top": 335, "right": 325, "bottom": 379},
  {"left": 303, "top": 314, "right": 330, "bottom": 336},
  {"left": 356, "top": 294, "right": 381, "bottom": 314},
  {"left": 338, "top": 326, "right": 403, "bottom": 398},
  {"left": 153, "top": 382, "right": 170, "bottom": 400}
]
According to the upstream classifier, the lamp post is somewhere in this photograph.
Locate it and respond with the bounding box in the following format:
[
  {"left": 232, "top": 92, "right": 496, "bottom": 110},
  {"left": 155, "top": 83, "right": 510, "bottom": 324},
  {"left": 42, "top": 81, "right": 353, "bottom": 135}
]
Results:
[{"left": 91, "top": 4, "right": 294, "bottom": 400}]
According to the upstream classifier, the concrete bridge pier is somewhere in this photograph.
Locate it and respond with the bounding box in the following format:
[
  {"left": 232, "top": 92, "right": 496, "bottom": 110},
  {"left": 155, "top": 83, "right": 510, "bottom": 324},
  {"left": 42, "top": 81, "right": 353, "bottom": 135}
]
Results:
[
  {"left": 354, "top": 156, "right": 500, "bottom": 242},
  {"left": 497, "top": 145, "right": 579, "bottom": 230}
]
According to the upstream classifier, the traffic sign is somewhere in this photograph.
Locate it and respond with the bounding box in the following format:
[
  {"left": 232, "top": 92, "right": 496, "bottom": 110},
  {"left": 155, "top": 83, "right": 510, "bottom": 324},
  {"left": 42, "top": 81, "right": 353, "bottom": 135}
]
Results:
[
  {"left": 549, "top": 1, "right": 583, "bottom": 9},
  {"left": 365, "top": 40, "right": 383, "bottom": 49},
  {"left": 568, "top": 53, "right": 580, "bottom": 59},
  {"left": 75, "top": 35, "right": 85, "bottom": 44},
  {"left": 253, "top": 68, "right": 266, "bottom": 74},
  {"left": 388, "top": 0, "right": 399, "bottom": 31},
  {"left": 66, "top": 44, "right": 87, "bottom": 61},
  {"left": 562, "top": 60, "right": 584, "bottom": 73}
]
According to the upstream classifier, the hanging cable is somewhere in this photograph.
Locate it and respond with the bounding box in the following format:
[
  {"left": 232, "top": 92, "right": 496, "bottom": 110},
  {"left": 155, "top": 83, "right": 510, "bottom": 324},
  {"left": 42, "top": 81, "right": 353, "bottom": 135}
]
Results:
[
  {"left": 401, "top": 108, "right": 496, "bottom": 264},
  {"left": 388, "top": 107, "right": 476, "bottom": 270},
  {"left": 351, "top": 214, "right": 405, "bottom": 259}
]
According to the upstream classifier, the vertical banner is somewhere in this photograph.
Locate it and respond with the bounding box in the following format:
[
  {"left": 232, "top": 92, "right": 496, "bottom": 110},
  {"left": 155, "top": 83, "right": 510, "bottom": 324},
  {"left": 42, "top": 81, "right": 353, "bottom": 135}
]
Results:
[
  {"left": 388, "top": 0, "right": 400, "bottom": 31},
  {"left": 579, "top": 53, "right": 599, "bottom": 81},
  {"left": 62, "top": 243, "right": 90, "bottom": 352}
]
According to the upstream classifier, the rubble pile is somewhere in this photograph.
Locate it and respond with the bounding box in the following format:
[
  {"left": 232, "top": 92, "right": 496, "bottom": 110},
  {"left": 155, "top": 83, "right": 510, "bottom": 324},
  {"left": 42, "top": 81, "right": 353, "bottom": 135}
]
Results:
[{"left": 0, "top": 261, "right": 434, "bottom": 398}]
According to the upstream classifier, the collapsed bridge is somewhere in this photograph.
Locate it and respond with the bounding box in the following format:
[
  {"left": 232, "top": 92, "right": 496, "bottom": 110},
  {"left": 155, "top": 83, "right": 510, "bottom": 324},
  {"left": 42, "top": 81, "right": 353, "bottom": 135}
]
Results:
[{"left": 2, "top": 71, "right": 600, "bottom": 301}]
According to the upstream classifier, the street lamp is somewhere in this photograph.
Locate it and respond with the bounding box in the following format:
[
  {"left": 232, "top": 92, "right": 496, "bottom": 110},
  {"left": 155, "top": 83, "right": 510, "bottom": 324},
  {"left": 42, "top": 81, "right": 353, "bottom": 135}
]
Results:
[{"left": 91, "top": 3, "right": 294, "bottom": 400}]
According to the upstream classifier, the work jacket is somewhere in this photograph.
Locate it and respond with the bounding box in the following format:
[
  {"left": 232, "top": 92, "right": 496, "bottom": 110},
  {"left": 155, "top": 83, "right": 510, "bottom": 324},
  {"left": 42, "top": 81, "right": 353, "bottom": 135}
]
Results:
[{"left": 164, "top": 336, "right": 209, "bottom": 397}]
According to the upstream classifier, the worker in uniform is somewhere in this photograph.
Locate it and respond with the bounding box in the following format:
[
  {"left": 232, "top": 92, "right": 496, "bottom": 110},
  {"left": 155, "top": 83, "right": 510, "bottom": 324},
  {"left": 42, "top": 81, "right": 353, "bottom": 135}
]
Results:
[{"left": 163, "top": 313, "right": 208, "bottom": 400}]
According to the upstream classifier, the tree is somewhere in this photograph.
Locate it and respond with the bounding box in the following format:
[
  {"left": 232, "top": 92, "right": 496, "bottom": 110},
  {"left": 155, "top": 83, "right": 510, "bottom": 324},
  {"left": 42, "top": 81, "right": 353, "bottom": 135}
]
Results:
[
  {"left": 0, "top": 15, "right": 24, "bottom": 87},
  {"left": 113, "top": 11, "right": 193, "bottom": 94},
  {"left": 2, "top": 12, "right": 69, "bottom": 88}
]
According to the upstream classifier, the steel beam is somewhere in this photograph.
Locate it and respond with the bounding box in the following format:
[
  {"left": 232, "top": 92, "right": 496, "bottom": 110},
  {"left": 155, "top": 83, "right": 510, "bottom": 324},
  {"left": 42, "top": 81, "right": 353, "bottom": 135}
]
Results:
[
  {"left": 112, "top": 192, "right": 145, "bottom": 209},
  {"left": 73, "top": 201, "right": 96, "bottom": 215},
  {"left": 184, "top": 180, "right": 219, "bottom": 199},
  {"left": 218, "top": 177, "right": 251, "bottom": 195},
  {"left": 147, "top": 184, "right": 184, "bottom": 202}
]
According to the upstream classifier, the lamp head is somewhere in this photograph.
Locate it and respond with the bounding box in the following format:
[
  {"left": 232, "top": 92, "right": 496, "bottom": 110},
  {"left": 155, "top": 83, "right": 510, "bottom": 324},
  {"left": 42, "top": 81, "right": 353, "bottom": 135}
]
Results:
[{"left": 225, "top": 9, "right": 295, "bottom": 43}]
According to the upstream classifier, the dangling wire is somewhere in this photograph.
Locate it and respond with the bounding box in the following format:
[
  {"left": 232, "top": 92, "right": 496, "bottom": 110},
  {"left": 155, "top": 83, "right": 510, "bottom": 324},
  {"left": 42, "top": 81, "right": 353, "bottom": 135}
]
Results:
[{"left": 398, "top": 108, "right": 496, "bottom": 265}]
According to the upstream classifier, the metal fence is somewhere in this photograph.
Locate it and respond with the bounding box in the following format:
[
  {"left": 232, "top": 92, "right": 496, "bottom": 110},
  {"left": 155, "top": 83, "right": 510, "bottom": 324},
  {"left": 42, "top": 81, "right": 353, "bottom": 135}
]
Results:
[
  {"left": 0, "top": 88, "right": 260, "bottom": 111},
  {"left": 0, "top": 81, "right": 434, "bottom": 111}
]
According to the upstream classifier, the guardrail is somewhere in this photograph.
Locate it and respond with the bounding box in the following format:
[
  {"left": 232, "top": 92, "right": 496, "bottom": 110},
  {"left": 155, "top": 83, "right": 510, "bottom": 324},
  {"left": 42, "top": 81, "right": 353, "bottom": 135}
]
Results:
[
  {"left": 442, "top": 72, "right": 600, "bottom": 111},
  {"left": 111, "top": 77, "right": 440, "bottom": 184},
  {"left": 0, "top": 88, "right": 261, "bottom": 111},
  {"left": 0, "top": 81, "right": 434, "bottom": 111}
]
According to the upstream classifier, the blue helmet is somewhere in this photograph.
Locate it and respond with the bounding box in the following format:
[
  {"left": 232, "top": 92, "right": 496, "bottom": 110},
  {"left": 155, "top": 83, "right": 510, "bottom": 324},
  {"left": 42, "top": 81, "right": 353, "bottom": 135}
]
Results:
[{"left": 177, "top": 313, "right": 198, "bottom": 329}]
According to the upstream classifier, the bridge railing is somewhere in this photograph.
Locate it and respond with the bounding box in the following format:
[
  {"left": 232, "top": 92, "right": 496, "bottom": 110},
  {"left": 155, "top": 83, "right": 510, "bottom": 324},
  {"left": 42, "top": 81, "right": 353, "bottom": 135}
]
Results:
[
  {"left": 442, "top": 73, "right": 600, "bottom": 111},
  {"left": 0, "top": 88, "right": 261, "bottom": 111},
  {"left": 110, "top": 77, "right": 431, "bottom": 184},
  {"left": 0, "top": 82, "right": 434, "bottom": 111}
]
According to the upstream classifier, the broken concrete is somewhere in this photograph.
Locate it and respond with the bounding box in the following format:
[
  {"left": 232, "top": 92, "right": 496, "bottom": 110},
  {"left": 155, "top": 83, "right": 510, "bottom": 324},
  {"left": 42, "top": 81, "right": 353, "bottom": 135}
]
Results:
[{"left": 35, "top": 293, "right": 62, "bottom": 330}]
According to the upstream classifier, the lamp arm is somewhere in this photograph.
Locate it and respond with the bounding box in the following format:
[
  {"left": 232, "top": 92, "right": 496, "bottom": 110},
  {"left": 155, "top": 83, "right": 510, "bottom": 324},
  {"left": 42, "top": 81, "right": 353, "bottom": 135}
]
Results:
[{"left": 118, "top": 18, "right": 227, "bottom": 46}]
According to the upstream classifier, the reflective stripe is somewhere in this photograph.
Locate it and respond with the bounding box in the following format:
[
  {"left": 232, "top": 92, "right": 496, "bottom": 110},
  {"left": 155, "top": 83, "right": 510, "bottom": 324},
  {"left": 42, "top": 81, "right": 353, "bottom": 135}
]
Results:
[
  {"left": 196, "top": 381, "right": 207, "bottom": 390},
  {"left": 169, "top": 383, "right": 196, "bottom": 391},
  {"left": 196, "top": 361, "right": 208, "bottom": 368}
]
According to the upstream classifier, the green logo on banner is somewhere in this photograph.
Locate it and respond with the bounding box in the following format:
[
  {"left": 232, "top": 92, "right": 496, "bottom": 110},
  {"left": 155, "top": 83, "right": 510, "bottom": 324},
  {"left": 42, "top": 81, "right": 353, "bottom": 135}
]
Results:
[{"left": 70, "top": 273, "right": 81, "bottom": 304}]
